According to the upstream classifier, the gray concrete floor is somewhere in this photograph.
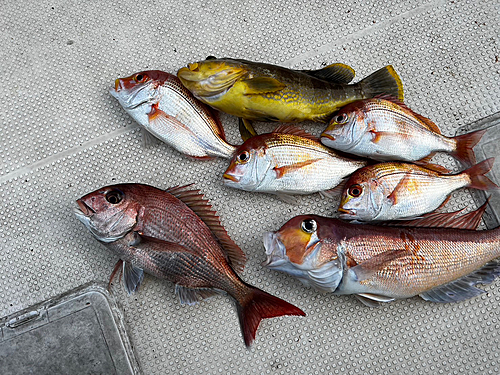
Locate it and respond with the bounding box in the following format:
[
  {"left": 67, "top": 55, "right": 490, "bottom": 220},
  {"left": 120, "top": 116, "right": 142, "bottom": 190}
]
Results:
[{"left": 1, "top": 0, "right": 499, "bottom": 374}]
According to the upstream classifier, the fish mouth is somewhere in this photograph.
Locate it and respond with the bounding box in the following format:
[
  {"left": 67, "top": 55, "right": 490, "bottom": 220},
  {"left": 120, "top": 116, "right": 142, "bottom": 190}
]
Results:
[
  {"left": 223, "top": 173, "right": 240, "bottom": 183},
  {"left": 76, "top": 199, "right": 95, "bottom": 217},
  {"left": 337, "top": 207, "right": 355, "bottom": 219},
  {"left": 262, "top": 232, "right": 288, "bottom": 268}
]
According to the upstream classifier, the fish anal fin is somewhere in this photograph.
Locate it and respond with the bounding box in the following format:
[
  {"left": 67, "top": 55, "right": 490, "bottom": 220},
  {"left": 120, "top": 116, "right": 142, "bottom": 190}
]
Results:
[
  {"left": 274, "top": 158, "right": 322, "bottom": 179},
  {"left": 239, "top": 118, "right": 257, "bottom": 141},
  {"left": 420, "top": 260, "right": 500, "bottom": 303},
  {"left": 175, "top": 285, "right": 220, "bottom": 306},
  {"left": 242, "top": 77, "right": 286, "bottom": 95},
  {"left": 356, "top": 293, "right": 395, "bottom": 307},
  {"left": 272, "top": 125, "right": 319, "bottom": 141},
  {"left": 123, "top": 261, "right": 144, "bottom": 294},
  {"left": 301, "top": 63, "right": 356, "bottom": 84},
  {"left": 164, "top": 185, "right": 247, "bottom": 273},
  {"left": 352, "top": 250, "right": 412, "bottom": 281}
]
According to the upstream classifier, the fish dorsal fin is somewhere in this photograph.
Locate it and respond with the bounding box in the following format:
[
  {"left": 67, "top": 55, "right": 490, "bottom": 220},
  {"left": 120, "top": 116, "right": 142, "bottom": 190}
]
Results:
[
  {"left": 301, "top": 63, "right": 356, "bottom": 84},
  {"left": 382, "top": 200, "right": 488, "bottom": 230},
  {"left": 272, "top": 125, "right": 319, "bottom": 141},
  {"left": 420, "top": 259, "right": 500, "bottom": 303},
  {"left": 375, "top": 94, "right": 441, "bottom": 134},
  {"left": 175, "top": 285, "right": 220, "bottom": 306},
  {"left": 165, "top": 185, "right": 246, "bottom": 273},
  {"left": 241, "top": 77, "right": 286, "bottom": 94},
  {"left": 420, "top": 162, "right": 450, "bottom": 174}
]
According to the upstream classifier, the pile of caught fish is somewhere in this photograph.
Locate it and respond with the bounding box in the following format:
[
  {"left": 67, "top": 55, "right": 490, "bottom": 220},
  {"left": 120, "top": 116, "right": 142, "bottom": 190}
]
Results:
[{"left": 75, "top": 57, "right": 500, "bottom": 347}]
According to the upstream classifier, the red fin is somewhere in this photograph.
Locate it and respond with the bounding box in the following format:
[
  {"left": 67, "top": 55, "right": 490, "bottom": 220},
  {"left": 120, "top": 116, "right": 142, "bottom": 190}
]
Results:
[
  {"left": 108, "top": 259, "right": 123, "bottom": 291},
  {"left": 272, "top": 125, "right": 318, "bottom": 141},
  {"left": 274, "top": 159, "right": 322, "bottom": 179},
  {"left": 464, "top": 158, "right": 498, "bottom": 191},
  {"left": 418, "top": 162, "right": 450, "bottom": 174},
  {"left": 451, "top": 129, "right": 487, "bottom": 166},
  {"left": 238, "top": 286, "right": 305, "bottom": 347},
  {"left": 374, "top": 94, "right": 441, "bottom": 134},
  {"left": 165, "top": 185, "right": 247, "bottom": 273},
  {"left": 383, "top": 199, "right": 487, "bottom": 230}
]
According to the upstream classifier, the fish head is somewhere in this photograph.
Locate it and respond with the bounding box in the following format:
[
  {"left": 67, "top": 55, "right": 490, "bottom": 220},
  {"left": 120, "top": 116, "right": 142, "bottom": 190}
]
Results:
[
  {"left": 110, "top": 70, "right": 171, "bottom": 110},
  {"left": 177, "top": 58, "right": 249, "bottom": 99},
  {"left": 338, "top": 171, "right": 384, "bottom": 221},
  {"left": 223, "top": 137, "right": 271, "bottom": 191},
  {"left": 263, "top": 215, "right": 345, "bottom": 292},
  {"left": 320, "top": 102, "right": 367, "bottom": 150},
  {"left": 74, "top": 184, "right": 142, "bottom": 243}
]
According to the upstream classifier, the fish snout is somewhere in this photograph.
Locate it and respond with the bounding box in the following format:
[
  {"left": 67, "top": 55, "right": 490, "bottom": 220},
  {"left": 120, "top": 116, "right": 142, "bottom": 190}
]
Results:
[
  {"left": 76, "top": 198, "right": 95, "bottom": 217},
  {"left": 320, "top": 132, "right": 335, "bottom": 142},
  {"left": 222, "top": 172, "right": 240, "bottom": 184}
]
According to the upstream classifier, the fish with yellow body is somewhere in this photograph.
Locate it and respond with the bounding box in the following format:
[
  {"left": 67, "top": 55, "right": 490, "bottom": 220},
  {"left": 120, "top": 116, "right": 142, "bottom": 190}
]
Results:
[{"left": 177, "top": 58, "right": 404, "bottom": 128}]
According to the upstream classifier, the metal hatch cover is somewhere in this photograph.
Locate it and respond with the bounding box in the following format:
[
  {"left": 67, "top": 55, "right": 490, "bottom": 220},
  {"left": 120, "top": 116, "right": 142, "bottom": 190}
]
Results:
[{"left": 0, "top": 284, "right": 141, "bottom": 375}]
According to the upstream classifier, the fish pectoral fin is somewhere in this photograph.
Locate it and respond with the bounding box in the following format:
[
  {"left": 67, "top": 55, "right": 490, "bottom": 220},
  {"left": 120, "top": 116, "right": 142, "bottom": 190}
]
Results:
[
  {"left": 355, "top": 293, "right": 395, "bottom": 307},
  {"left": 274, "top": 159, "right": 322, "bottom": 179},
  {"left": 148, "top": 105, "right": 191, "bottom": 134},
  {"left": 275, "top": 193, "right": 299, "bottom": 205},
  {"left": 419, "top": 260, "right": 500, "bottom": 303},
  {"left": 369, "top": 130, "right": 394, "bottom": 144},
  {"left": 123, "top": 261, "right": 144, "bottom": 294},
  {"left": 175, "top": 285, "right": 221, "bottom": 306},
  {"left": 272, "top": 125, "right": 319, "bottom": 141},
  {"left": 351, "top": 250, "right": 411, "bottom": 281},
  {"left": 386, "top": 174, "right": 413, "bottom": 205},
  {"left": 300, "top": 63, "right": 356, "bottom": 84},
  {"left": 241, "top": 77, "right": 286, "bottom": 95},
  {"left": 239, "top": 118, "right": 257, "bottom": 141}
]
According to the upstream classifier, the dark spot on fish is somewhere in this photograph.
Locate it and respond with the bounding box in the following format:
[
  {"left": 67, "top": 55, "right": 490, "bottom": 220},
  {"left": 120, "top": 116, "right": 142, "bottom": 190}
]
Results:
[{"left": 67, "top": 40, "right": 74, "bottom": 45}]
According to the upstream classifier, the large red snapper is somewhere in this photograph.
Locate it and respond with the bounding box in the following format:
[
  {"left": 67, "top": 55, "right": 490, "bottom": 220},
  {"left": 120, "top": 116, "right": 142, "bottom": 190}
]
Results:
[
  {"left": 110, "top": 70, "right": 236, "bottom": 159},
  {"left": 74, "top": 183, "right": 305, "bottom": 346},
  {"left": 263, "top": 215, "right": 500, "bottom": 306},
  {"left": 320, "top": 97, "right": 486, "bottom": 166}
]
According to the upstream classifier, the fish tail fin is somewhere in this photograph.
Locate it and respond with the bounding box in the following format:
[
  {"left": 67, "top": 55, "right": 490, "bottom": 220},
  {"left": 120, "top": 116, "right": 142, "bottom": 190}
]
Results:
[
  {"left": 359, "top": 65, "right": 404, "bottom": 102},
  {"left": 237, "top": 286, "right": 305, "bottom": 347},
  {"left": 451, "top": 129, "right": 487, "bottom": 166},
  {"left": 464, "top": 157, "right": 499, "bottom": 191}
]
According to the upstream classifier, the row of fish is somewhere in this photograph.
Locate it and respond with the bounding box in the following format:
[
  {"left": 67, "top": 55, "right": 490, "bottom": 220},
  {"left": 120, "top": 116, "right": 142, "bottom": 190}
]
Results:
[{"left": 74, "top": 57, "right": 500, "bottom": 347}]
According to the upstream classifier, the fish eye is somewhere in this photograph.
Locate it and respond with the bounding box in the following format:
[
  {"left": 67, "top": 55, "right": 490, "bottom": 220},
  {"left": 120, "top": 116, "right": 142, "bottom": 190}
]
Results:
[
  {"left": 237, "top": 151, "right": 250, "bottom": 164},
  {"left": 301, "top": 219, "right": 317, "bottom": 233},
  {"left": 334, "top": 113, "right": 349, "bottom": 124},
  {"left": 135, "top": 74, "right": 145, "bottom": 82},
  {"left": 105, "top": 190, "right": 124, "bottom": 205},
  {"left": 348, "top": 184, "right": 363, "bottom": 197}
]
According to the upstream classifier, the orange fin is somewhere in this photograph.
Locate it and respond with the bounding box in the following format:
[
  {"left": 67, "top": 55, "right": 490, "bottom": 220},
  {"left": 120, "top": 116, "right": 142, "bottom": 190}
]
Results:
[
  {"left": 108, "top": 259, "right": 123, "bottom": 291},
  {"left": 165, "top": 185, "right": 247, "bottom": 273},
  {"left": 238, "top": 286, "right": 305, "bottom": 347},
  {"left": 272, "top": 125, "right": 319, "bottom": 141},
  {"left": 386, "top": 174, "right": 413, "bottom": 204},
  {"left": 419, "top": 162, "right": 450, "bottom": 174},
  {"left": 414, "top": 152, "right": 436, "bottom": 166},
  {"left": 274, "top": 158, "right": 322, "bottom": 179},
  {"left": 148, "top": 104, "right": 191, "bottom": 132},
  {"left": 451, "top": 129, "right": 487, "bottom": 166},
  {"left": 464, "top": 158, "right": 499, "bottom": 191}
]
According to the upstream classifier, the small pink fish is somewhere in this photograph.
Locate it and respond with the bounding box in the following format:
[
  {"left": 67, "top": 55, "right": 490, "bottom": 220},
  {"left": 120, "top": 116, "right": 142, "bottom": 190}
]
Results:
[{"left": 110, "top": 70, "right": 236, "bottom": 159}]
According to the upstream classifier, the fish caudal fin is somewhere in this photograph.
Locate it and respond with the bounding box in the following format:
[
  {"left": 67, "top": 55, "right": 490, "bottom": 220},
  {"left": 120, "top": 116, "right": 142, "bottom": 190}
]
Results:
[
  {"left": 464, "top": 157, "right": 499, "bottom": 191},
  {"left": 451, "top": 129, "right": 487, "bottom": 166},
  {"left": 237, "top": 286, "right": 305, "bottom": 347},
  {"left": 359, "top": 65, "right": 404, "bottom": 102}
]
